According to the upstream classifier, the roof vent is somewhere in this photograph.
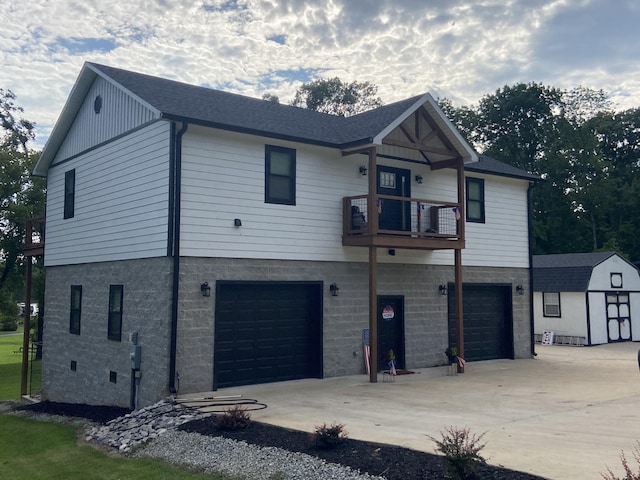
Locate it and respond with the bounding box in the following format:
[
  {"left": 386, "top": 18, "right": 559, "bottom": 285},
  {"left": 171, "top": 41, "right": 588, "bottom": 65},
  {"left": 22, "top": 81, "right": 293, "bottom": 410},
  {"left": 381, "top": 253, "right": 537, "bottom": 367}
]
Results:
[{"left": 94, "top": 95, "right": 102, "bottom": 114}]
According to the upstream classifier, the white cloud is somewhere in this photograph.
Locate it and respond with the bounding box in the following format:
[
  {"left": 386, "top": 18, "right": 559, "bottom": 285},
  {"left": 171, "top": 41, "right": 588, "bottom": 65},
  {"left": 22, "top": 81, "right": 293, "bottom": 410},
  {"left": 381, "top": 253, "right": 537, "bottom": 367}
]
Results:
[{"left": 0, "top": 0, "right": 638, "bottom": 148}]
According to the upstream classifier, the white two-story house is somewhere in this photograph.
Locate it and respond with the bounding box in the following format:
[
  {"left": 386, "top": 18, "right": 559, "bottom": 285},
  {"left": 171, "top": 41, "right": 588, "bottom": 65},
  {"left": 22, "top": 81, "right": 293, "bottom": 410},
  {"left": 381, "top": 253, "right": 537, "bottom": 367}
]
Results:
[{"left": 34, "top": 62, "right": 538, "bottom": 408}]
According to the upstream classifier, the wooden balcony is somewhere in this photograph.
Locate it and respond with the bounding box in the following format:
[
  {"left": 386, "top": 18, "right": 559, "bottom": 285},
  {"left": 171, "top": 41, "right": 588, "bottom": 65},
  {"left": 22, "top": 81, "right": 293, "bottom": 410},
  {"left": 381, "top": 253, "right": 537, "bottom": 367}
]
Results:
[
  {"left": 343, "top": 195, "right": 464, "bottom": 250},
  {"left": 23, "top": 217, "right": 45, "bottom": 257}
]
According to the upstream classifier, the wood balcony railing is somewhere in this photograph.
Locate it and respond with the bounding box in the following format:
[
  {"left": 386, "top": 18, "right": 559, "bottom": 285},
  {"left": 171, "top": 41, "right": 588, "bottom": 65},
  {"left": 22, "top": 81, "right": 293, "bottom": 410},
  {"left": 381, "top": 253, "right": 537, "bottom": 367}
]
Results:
[
  {"left": 24, "top": 217, "right": 45, "bottom": 257},
  {"left": 343, "top": 195, "right": 464, "bottom": 250}
]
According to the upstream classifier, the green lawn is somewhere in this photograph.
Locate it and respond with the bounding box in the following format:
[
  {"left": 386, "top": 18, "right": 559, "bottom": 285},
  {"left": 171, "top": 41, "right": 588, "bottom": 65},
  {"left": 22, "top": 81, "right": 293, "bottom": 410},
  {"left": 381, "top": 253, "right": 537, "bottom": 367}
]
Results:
[
  {"left": 0, "top": 332, "right": 40, "bottom": 401},
  {"left": 0, "top": 415, "right": 236, "bottom": 480}
]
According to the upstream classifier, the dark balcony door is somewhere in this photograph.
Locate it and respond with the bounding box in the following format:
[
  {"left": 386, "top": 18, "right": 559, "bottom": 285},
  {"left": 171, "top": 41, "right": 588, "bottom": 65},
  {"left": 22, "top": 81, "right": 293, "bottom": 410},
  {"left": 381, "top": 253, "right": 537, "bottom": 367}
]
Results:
[{"left": 377, "top": 165, "right": 411, "bottom": 231}]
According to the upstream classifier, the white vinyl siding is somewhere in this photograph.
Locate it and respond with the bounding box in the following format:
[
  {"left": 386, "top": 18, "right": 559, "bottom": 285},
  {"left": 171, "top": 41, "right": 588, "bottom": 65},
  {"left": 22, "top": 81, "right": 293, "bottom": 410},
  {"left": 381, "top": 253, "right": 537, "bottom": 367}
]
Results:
[
  {"left": 52, "top": 76, "right": 158, "bottom": 165},
  {"left": 462, "top": 174, "right": 530, "bottom": 268},
  {"left": 180, "top": 127, "right": 368, "bottom": 262},
  {"left": 534, "top": 291, "right": 588, "bottom": 339},
  {"left": 44, "top": 122, "right": 171, "bottom": 266},
  {"left": 179, "top": 126, "right": 531, "bottom": 268},
  {"left": 589, "top": 256, "right": 640, "bottom": 291}
]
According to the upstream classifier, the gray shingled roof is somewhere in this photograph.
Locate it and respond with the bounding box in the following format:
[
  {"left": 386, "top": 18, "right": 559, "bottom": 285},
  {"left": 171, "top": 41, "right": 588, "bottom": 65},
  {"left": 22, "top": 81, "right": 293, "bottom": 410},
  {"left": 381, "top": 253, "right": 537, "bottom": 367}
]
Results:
[
  {"left": 532, "top": 252, "right": 616, "bottom": 292},
  {"left": 91, "top": 64, "right": 537, "bottom": 181},
  {"left": 466, "top": 155, "right": 540, "bottom": 181},
  {"left": 90, "top": 63, "right": 423, "bottom": 148},
  {"left": 35, "top": 62, "right": 539, "bottom": 183}
]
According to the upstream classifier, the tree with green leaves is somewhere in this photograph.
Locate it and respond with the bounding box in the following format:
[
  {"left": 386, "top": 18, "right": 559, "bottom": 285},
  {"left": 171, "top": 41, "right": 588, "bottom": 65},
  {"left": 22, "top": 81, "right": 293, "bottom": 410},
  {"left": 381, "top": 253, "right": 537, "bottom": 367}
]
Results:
[
  {"left": 291, "top": 77, "right": 383, "bottom": 116},
  {"left": 0, "top": 89, "right": 45, "bottom": 324},
  {"left": 441, "top": 84, "right": 640, "bottom": 261}
]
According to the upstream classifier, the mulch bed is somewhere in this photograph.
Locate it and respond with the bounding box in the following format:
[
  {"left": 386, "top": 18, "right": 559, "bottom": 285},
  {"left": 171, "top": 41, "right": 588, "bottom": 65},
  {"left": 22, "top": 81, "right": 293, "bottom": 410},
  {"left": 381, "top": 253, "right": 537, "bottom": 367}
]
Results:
[{"left": 14, "top": 401, "right": 547, "bottom": 480}]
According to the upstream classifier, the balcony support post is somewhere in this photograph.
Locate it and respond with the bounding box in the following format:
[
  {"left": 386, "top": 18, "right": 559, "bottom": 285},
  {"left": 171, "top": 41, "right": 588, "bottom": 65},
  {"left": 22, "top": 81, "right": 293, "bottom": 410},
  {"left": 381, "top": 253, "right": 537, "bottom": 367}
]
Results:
[
  {"left": 21, "top": 256, "right": 32, "bottom": 396},
  {"left": 367, "top": 147, "right": 378, "bottom": 383},
  {"left": 455, "top": 248, "right": 464, "bottom": 373},
  {"left": 368, "top": 245, "right": 378, "bottom": 383},
  {"left": 455, "top": 158, "right": 465, "bottom": 373}
]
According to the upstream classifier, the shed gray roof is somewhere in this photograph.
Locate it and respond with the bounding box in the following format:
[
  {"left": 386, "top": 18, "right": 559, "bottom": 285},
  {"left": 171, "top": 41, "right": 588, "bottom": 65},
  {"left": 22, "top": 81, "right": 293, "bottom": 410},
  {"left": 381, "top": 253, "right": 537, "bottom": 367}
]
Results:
[{"left": 532, "top": 252, "right": 617, "bottom": 292}]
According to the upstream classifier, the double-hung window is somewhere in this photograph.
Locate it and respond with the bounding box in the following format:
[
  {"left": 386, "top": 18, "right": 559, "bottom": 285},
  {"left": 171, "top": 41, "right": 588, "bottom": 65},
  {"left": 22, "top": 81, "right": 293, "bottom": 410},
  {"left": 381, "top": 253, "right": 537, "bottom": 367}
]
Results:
[
  {"left": 64, "top": 169, "right": 75, "bottom": 219},
  {"left": 466, "top": 177, "right": 485, "bottom": 223},
  {"left": 108, "top": 285, "right": 124, "bottom": 341},
  {"left": 543, "top": 292, "right": 561, "bottom": 317},
  {"left": 265, "top": 145, "right": 296, "bottom": 205},
  {"left": 69, "top": 285, "right": 82, "bottom": 335}
]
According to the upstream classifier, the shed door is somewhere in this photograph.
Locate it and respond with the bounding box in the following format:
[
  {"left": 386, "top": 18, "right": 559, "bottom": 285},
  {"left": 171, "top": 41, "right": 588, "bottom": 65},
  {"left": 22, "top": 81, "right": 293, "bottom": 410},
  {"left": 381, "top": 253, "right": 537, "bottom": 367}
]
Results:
[
  {"left": 606, "top": 292, "right": 632, "bottom": 342},
  {"left": 448, "top": 284, "right": 514, "bottom": 361},
  {"left": 214, "top": 282, "right": 323, "bottom": 388}
]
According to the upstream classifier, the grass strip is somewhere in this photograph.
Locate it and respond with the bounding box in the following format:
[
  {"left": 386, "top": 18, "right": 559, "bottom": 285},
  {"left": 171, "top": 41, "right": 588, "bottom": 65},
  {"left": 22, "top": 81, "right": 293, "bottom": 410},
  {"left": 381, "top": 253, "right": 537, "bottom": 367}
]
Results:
[{"left": 0, "top": 415, "right": 235, "bottom": 480}]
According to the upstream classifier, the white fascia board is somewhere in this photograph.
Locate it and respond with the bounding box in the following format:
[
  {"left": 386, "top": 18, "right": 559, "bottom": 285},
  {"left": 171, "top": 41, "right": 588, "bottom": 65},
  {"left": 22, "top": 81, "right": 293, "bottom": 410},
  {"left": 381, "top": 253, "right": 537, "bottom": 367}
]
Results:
[
  {"left": 33, "top": 64, "right": 97, "bottom": 176},
  {"left": 372, "top": 94, "right": 430, "bottom": 145},
  {"left": 32, "top": 62, "right": 163, "bottom": 177},
  {"left": 86, "top": 63, "right": 162, "bottom": 116},
  {"left": 371, "top": 93, "right": 478, "bottom": 165}
]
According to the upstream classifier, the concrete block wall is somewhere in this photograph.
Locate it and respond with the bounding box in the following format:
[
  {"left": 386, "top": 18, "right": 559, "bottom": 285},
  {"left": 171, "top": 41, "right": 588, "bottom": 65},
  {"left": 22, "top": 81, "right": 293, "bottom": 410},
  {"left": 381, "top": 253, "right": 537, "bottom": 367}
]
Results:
[
  {"left": 41, "top": 258, "right": 173, "bottom": 408},
  {"left": 176, "top": 257, "right": 531, "bottom": 395},
  {"left": 41, "top": 256, "right": 530, "bottom": 407}
]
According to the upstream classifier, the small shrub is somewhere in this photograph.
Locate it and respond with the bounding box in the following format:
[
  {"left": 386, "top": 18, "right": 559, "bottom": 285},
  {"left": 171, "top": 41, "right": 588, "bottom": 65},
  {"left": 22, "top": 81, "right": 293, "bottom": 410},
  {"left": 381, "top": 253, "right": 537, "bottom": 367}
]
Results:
[
  {"left": 0, "top": 314, "right": 18, "bottom": 331},
  {"left": 602, "top": 442, "right": 640, "bottom": 480},
  {"left": 311, "top": 422, "right": 348, "bottom": 450},
  {"left": 427, "top": 426, "right": 487, "bottom": 480},
  {"left": 214, "top": 405, "right": 251, "bottom": 431}
]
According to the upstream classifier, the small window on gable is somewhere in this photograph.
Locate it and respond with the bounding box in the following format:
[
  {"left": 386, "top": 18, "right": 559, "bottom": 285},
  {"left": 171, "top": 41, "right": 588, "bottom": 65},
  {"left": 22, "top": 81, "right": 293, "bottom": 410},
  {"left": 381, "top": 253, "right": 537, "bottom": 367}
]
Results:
[
  {"left": 610, "top": 273, "right": 623, "bottom": 289},
  {"left": 265, "top": 145, "right": 296, "bottom": 205},
  {"left": 108, "top": 285, "right": 123, "bottom": 341},
  {"left": 543, "top": 292, "right": 561, "bottom": 317},
  {"left": 69, "top": 285, "right": 82, "bottom": 335},
  {"left": 466, "top": 177, "right": 485, "bottom": 223},
  {"left": 64, "top": 169, "right": 75, "bottom": 219}
]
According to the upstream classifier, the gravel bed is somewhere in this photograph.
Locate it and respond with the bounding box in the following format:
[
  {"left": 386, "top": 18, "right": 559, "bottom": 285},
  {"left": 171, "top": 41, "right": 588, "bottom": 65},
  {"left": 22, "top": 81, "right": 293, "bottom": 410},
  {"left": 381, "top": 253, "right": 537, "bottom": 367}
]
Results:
[{"left": 135, "top": 428, "right": 385, "bottom": 480}]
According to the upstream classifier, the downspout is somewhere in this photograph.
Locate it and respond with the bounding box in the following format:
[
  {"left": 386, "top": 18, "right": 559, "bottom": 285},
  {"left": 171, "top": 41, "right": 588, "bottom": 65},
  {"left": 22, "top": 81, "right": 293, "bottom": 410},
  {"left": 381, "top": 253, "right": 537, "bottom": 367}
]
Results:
[
  {"left": 527, "top": 181, "right": 536, "bottom": 357},
  {"left": 169, "top": 121, "right": 189, "bottom": 394}
]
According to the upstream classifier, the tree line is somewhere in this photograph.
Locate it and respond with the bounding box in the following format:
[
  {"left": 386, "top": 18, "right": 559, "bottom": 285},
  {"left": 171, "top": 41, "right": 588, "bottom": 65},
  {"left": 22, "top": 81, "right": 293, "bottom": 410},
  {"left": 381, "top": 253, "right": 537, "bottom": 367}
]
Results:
[{"left": 440, "top": 84, "right": 640, "bottom": 262}]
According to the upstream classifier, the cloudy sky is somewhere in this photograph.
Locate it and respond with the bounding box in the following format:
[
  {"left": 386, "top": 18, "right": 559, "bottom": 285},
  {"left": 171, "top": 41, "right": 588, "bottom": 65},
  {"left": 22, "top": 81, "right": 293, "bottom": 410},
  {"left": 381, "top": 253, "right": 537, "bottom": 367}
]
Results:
[{"left": 1, "top": 0, "right": 639, "bottom": 148}]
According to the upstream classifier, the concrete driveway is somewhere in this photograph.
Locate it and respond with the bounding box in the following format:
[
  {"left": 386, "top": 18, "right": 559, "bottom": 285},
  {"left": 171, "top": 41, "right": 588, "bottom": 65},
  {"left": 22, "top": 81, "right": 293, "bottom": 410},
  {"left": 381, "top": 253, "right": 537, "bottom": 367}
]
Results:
[{"left": 190, "top": 342, "right": 640, "bottom": 480}]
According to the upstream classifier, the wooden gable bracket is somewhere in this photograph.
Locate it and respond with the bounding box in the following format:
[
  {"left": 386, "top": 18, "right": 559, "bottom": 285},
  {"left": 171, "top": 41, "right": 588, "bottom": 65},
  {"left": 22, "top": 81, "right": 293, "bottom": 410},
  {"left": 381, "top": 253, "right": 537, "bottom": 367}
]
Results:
[{"left": 419, "top": 107, "right": 461, "bottom": 158}]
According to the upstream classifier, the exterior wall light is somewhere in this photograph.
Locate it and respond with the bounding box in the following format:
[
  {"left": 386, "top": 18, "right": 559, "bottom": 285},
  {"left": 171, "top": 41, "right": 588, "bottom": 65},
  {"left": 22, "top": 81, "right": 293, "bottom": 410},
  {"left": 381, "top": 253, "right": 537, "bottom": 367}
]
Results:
[
  {"left": 200, "top": 282, "right": 211, "bottom": 297},
  {"left": 329, "top": 283, "right": 340, "bottom": 296},
  {"left": 415, "top": 175, "right": 423, "bottom": 184},
  {"left": 516, "top": 284, "right": 524, "bottom": 295},
  {"left": 439, "top": 284, "right": 448, "bottom": 296},
  {"left": 359, "top": 165, "right": 367, "bottom": 176},
  {"left": 234, "top": 218, "right": 242, "bottom": 227}
]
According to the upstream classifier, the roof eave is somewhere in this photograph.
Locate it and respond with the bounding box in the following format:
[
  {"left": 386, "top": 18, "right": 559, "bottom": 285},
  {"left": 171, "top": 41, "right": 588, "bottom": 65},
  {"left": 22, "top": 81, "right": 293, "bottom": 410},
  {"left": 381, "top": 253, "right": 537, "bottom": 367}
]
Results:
[
  {"left": 33, "top": 62, "right": 163, "bottom": 177},
  {"left": 371, "top": 93, "right": 478, "bottom": 165},
  {"left": 33, "top": 63, "right": 98, "bottom": 176}
]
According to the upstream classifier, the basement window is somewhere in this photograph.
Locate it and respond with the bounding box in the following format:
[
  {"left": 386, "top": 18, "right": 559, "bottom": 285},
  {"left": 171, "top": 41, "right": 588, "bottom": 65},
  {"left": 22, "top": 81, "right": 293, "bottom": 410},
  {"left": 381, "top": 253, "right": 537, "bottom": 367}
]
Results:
[
  {"left": 69, "top": 285, "right": 82, "bottom": 335},
  {"left": 107, "top": 285, "right": 123, "bottom": 341}
]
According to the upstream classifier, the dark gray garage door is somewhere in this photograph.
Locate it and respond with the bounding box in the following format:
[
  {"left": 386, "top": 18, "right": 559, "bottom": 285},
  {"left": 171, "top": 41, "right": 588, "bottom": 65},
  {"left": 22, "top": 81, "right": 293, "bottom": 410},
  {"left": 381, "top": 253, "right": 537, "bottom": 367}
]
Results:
[
  {"left": 448, "top": 284, "right": 513, "bottom": 361},
  {"left": 214, "top": 282, "right": 323, "bottom": 388}
]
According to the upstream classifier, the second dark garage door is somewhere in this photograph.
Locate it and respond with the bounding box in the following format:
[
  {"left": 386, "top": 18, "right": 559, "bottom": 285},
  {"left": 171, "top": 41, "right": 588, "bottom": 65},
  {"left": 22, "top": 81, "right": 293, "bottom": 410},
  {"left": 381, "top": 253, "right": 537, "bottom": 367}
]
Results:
[
  {"left": 448, "top": 284, "right": 514, "bottom": 361},
  {"left": 214, "top": 281, "right": 323, "bottom": 388}
]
